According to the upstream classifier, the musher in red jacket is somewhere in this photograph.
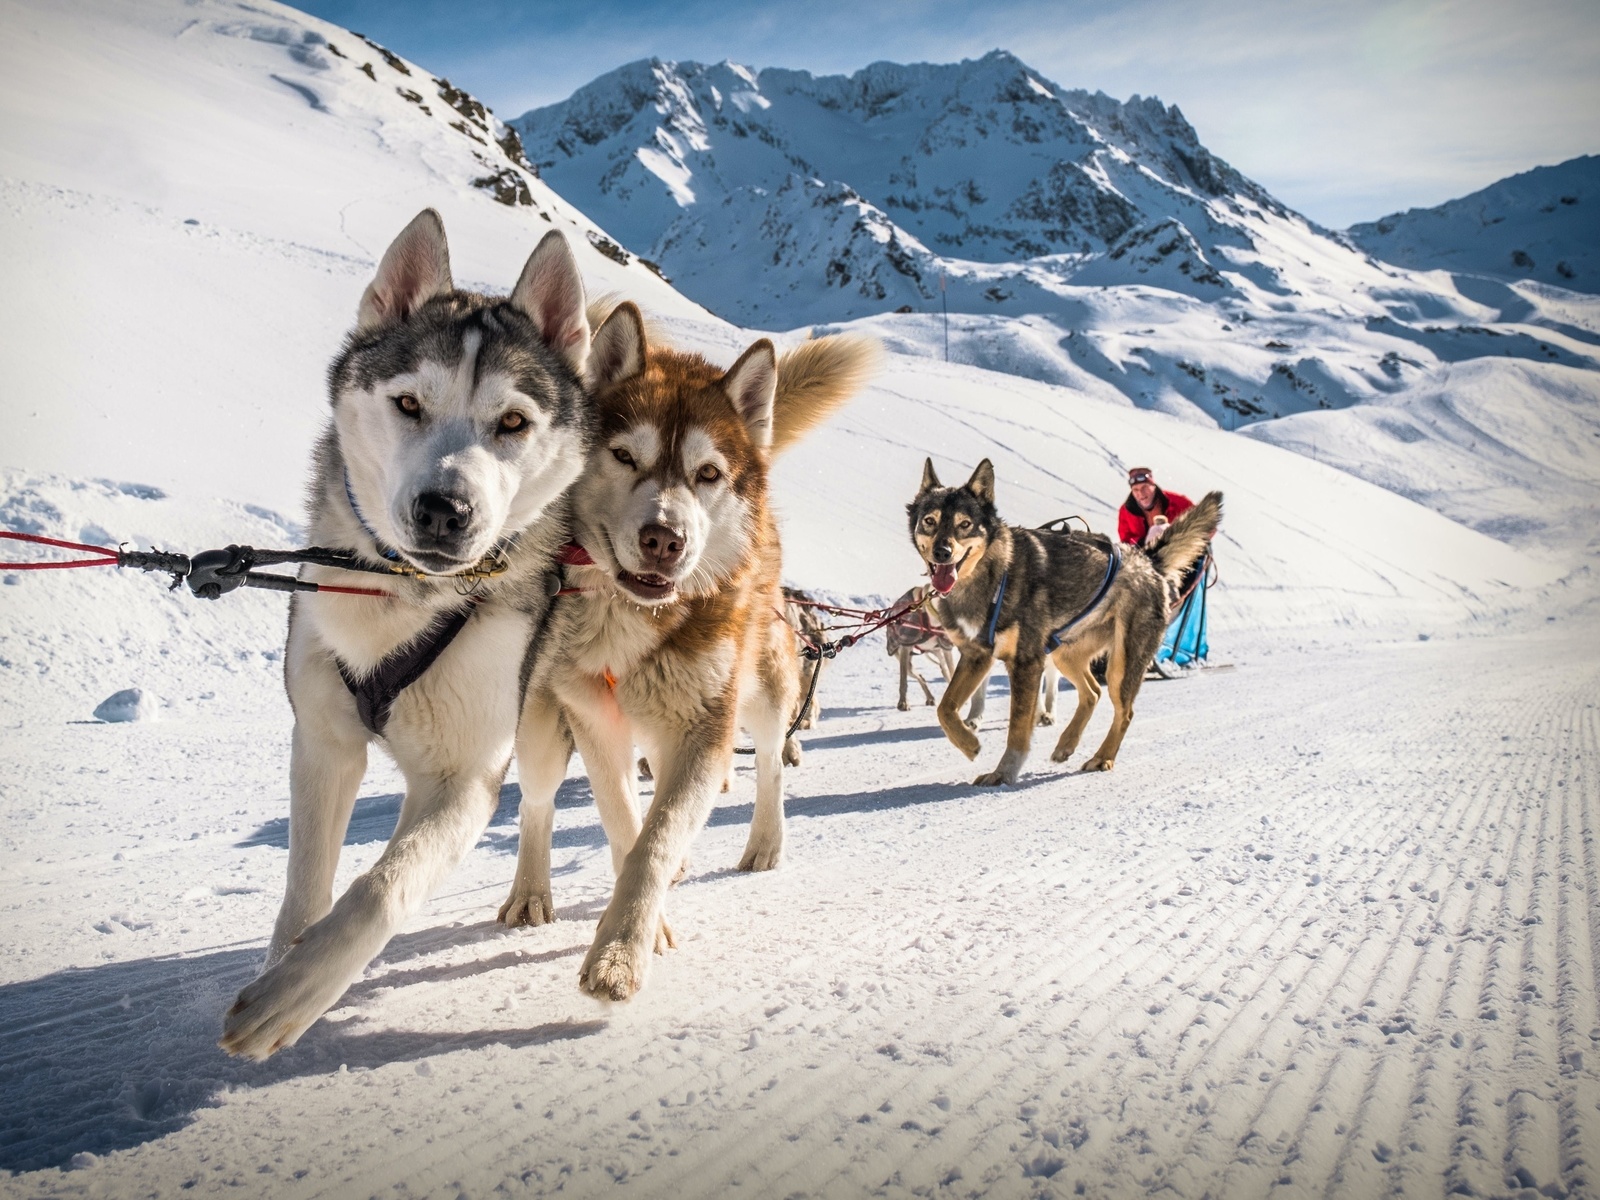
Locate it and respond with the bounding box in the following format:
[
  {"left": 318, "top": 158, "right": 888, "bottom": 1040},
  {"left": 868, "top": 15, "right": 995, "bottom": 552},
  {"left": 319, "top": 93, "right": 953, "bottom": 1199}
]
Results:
[{"left": 1118, "top": 466, "right": 1194, "bottom": 550}]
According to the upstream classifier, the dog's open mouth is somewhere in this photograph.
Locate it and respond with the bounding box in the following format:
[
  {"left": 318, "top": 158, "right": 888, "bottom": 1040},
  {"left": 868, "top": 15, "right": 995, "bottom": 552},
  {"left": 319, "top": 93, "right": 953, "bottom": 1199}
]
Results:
[
  {"left": 617, "top": 569, "right": 677, "bottom": 602},
  {"left": 928, "top": 549, "right": 969, "bottom": 596}
]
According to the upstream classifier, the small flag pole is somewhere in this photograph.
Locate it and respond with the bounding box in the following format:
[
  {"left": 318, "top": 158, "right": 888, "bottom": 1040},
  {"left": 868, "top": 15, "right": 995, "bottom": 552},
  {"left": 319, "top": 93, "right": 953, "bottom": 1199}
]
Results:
[{"left": 940, "top": 270, "right": 948, "bottom": 363}]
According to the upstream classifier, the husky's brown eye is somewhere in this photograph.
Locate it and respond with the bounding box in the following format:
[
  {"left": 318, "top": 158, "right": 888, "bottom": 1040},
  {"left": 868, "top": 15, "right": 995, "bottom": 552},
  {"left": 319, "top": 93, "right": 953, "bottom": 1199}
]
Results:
[
  {"left": 954, "top": 517, "right": 972, "bottom": 533},
  {"left": 611, "top": 447, "right": 636, "bottom": 468},
  {"left": 498, "top": 410, "right": 527, "bottom": 434},
  {"left": 921, "top": 514, "right": 937, "bottom": 528},
  {"left": 696, "top": 463, "right": 721, "bottom": 484},
  {"left": 393, "top": 393, "right": 421, "bottom": 418}
]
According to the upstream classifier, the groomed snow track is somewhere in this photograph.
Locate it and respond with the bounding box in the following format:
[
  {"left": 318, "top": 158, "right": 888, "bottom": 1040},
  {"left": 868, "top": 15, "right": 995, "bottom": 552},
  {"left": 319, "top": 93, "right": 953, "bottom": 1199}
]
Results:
[{"left": 1, "top": 625, "right": 1595, "bottom": 1198}]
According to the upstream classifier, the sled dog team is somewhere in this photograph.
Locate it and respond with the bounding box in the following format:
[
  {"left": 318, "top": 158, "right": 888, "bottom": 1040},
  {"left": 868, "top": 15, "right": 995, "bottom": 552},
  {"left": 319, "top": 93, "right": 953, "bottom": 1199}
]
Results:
[{"left": 219, "top": 213, "right": 1221, "bottom": 1059}]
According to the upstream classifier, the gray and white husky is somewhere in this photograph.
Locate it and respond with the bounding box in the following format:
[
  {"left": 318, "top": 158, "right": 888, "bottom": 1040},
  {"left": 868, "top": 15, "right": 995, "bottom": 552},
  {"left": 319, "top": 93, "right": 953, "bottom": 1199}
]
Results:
[{"left": 219, "top": 210, "right": 595, "bottom": 1060}]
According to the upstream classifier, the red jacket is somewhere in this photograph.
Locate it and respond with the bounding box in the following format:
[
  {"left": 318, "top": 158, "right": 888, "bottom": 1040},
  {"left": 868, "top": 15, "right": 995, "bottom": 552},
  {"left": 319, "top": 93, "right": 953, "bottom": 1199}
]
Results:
[{"left": 1119, "top": 488, "right": 1193, "bottom": 545}]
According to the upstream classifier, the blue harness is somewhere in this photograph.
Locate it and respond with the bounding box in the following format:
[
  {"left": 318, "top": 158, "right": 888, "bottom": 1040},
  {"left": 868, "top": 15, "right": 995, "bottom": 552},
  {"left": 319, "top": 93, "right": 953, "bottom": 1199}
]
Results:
[{"left": 981, "top": 541, "right": 1123, "bottom": 652}]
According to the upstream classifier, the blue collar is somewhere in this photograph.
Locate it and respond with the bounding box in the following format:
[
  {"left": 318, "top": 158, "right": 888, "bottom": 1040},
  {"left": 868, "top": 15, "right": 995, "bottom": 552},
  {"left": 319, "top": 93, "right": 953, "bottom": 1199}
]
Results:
[{"left": 343, "top": 472, "right": 403, "bottom": 563}]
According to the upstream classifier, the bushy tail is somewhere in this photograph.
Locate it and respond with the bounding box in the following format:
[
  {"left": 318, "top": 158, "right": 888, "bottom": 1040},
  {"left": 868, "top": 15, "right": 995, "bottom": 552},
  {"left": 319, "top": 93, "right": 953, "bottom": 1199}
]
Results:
[
  {"left": 586, "top": 293, "right": 668, "bottom": 344},
  {"left": 1148, "top": 491, "right": 1223, "bottom": 583},
  {"left": 770, "top": 335, "right": 881, "bottom": 456}
]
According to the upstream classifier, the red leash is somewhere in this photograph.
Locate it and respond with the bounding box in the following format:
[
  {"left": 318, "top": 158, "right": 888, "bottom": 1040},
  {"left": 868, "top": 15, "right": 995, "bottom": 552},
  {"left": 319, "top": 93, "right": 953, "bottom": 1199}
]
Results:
[{"left": 0, "top": 531, "right": 120, "bottom": 570}]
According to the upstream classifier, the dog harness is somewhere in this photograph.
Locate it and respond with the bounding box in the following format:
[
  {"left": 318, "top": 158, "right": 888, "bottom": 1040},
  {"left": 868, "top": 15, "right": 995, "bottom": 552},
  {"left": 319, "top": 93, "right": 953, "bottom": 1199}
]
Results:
[
  {"left": 338, "top": 602, "right": 479, "bottom": 737},
  {"left": 980, "top": 540, "right": 1122, "bottom": 652}
]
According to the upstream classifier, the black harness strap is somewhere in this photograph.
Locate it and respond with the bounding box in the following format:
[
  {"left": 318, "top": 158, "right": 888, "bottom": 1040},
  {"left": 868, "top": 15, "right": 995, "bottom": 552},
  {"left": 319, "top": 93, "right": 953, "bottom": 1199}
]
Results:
[
  {"left": 337, "top": 602, "right": 478, "bottom": 737},
  {"left": 1046, "top": 541, "right": 1122, "bottom": 651}
]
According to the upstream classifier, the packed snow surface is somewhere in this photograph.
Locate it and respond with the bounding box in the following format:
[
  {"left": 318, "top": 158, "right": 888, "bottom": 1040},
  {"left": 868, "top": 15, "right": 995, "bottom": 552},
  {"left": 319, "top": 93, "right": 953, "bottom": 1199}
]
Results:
[{"left": 0, "top": 0, "right": 1597, "bottom": 1197}]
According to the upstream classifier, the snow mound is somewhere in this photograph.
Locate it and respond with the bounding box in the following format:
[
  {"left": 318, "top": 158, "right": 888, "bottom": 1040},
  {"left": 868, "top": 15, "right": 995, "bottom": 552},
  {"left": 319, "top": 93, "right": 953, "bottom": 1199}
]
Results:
[{"left": 93, "top": 688, "right": 163, "bottom": 723}]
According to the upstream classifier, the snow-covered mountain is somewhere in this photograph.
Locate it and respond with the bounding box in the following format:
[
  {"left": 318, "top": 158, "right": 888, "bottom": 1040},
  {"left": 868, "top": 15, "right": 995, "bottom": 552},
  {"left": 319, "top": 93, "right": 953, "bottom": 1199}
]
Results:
[
  {"left": 1349, "top": 156, "right": 1598, "bottom": 293},
  {"left": 511, "top": 53, "right": 1307, "bottom": 324},
  {"left": 511, "top": 55, "right": 1600, "bottom": 437}
]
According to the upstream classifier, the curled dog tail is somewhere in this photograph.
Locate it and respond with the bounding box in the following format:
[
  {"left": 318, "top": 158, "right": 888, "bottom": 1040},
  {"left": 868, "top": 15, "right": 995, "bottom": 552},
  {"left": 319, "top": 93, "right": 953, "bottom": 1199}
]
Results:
[
  {"left": 587, "top": 293, "right": 668, "bottom": 345},
  {"left": 770, "top": 335, "right": 882, "bottom": 456},
  {"left": 1148, "top": 491, "right": 1223, "bottom": 585}
]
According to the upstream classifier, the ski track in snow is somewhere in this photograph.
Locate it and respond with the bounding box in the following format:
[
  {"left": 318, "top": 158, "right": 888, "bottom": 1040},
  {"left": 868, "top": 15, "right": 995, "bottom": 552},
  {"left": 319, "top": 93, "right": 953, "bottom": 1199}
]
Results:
[{"left": 2, "top": 627, "right": 1595, "bottom": 1198}]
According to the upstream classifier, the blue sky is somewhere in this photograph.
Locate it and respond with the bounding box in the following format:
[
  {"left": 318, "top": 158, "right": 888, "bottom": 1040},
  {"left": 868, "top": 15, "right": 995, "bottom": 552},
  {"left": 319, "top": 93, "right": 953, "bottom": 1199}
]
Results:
[{"left": 291, "top": 0, "right": 1600, "bottom": 228}]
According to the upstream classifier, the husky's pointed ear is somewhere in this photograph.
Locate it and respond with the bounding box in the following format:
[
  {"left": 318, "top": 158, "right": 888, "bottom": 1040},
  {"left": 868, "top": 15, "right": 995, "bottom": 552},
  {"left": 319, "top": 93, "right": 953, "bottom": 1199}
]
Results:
[
  {"left": 967, "top": 458, "right": 995, "bottom": 504},
  {"left": 357, "top": 209, "right": 453, "bottom": 332},
  {"left": 919, "top": 458, "right": 941, "bottom": 494},
  {"left": 722, "top": 339, "right": 778, "bottom": 449},
  {"left": 587, "top": 302, "right": 646, "bottom": 392},
  {"left": 511, "top": 231, "right": 590, "bottom": 375}
]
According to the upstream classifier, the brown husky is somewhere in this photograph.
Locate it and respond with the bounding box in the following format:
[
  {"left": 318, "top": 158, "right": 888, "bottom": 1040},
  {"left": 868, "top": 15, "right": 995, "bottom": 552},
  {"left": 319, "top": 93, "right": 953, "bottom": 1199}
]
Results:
[
  {"left": 908, "top": 458, "right": 1221, "bottom": 784},
  {"left": 500, "top": 308, "right": 878, "bottom": 999}
]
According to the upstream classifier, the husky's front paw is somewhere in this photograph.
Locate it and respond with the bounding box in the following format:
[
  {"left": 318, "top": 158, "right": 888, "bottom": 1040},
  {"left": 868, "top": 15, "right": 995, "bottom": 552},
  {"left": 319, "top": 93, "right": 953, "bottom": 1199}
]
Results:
[
  {"left": 737, "top": 831, "right": 783, "bottom": 872},
  {"left": 218, "top": 933, "right": 352, "bottom": 1060},
  {"left": 1081, "top": 756, "right": 1115, "bottom": 772},
  {"left": 579, "top": 931, "right": 652, "bottom": 1001},
  {"left": 972, "top": 768, "right": 1016, "bottom": 786},
  {"left": 1037, "top": 711, "right": 1055, "bottom": 726},
  {"left": 497, "top": 883, "right": 555, "bottom": 927},
  {"left": 896, "top": 698, "right": 909, "bottom": 712},
  {"left": 782, "top": 737, "right": 802, "bottom": 767}
]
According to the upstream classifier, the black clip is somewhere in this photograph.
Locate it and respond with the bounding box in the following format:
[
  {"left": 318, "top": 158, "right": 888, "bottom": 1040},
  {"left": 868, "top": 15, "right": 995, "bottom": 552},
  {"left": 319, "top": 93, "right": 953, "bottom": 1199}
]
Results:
[{"left": 186, "top": 545, "right": 256, "bottom": 600}]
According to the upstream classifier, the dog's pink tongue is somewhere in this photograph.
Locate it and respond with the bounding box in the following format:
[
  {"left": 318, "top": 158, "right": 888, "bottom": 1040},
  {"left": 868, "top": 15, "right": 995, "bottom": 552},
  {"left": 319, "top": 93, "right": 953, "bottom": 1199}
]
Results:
[{"left": 931, "top": 563, "right": 958, "bottom": 594}]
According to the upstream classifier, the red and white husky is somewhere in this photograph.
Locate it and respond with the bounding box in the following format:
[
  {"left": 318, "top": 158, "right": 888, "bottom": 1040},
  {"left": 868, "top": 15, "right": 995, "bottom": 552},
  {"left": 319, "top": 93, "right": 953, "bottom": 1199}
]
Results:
[{"left": 500, "top": 302, "right": 877, "bottom": 1000}]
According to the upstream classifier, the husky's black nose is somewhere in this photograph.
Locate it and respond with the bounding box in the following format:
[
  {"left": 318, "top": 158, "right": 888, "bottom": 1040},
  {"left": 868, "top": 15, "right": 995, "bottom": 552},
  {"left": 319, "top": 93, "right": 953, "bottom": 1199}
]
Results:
[
  {"left": 412, "top": 491, "right": 474, "bottom": 540},
  {"left": 931, "top": 540, "right": 954, "bottom": 564},
  {"left": 638, "top": 523, "right": 685, "bottom": 570}
]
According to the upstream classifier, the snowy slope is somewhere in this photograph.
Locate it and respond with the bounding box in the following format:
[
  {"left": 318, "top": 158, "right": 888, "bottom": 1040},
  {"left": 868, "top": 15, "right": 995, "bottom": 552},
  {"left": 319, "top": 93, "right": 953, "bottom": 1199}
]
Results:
[
  {"left": 1349, "top": 155, "right": 1600, "bottom": 294},
  {"left": 0, "top": 2, "right": 1597, "bottom": 1197},
  {"left": 1244, "top": 355, "right": 1600, "bottom": 555},
  {"left": 0, "top": 0, "right": 704, "bottom": 518}
]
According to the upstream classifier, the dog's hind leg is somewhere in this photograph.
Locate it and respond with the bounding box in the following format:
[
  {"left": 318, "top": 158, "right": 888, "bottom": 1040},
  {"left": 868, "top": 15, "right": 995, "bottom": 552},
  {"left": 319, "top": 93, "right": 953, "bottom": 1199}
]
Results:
[
  {"left": 896, "top": 646, "right": 915, "bottom": 711},
  {"left": 1049, "top": 643, "right": 1102, "bottom": 764},
  {"left": 974, "top": 653, "right": 1044, "bottom": 786},
  {"left": 561, "top": 681, "right": 645, "bottom": 879},
  {"left": 499, "top": 691, "right": 572, "bottom": 927},
  {"left": 737, "top": 695, "right": 788, "bottom": 872},
  {"left": 937, "top": 648, "right": 991, "bottom": 760},
  {"left": 1038, "top": 661, "right": 1059, "bottom": 726},
  {"left": 1083, "top": 626, "right": 1149, "bottom": 772}
]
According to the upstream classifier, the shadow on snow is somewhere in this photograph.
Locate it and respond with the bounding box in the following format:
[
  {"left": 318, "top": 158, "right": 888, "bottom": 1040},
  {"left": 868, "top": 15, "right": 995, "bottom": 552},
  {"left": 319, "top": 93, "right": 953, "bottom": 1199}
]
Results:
[
  {"left": 7, "top": 711, "right": 1005, "bottom": 1170},
  {"left": 0, "top": 918, "right": 605, "bottom": 1172}
]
